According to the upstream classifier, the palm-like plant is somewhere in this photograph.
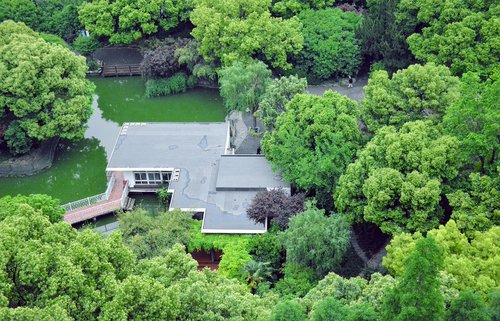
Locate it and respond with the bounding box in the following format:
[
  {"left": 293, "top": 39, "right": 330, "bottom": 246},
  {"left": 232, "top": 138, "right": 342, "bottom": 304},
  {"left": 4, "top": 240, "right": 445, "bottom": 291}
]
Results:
[{"left": 242, "top": 260, "right": 273, "bottom": 292}]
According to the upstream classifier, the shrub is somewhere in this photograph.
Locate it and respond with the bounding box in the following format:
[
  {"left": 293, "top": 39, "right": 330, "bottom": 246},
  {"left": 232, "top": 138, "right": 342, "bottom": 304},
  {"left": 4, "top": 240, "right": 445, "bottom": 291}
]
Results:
[
  {"left": 4, "top": 121, "right": 32, "bottom": 155},
  {"left": 39, "top": 32, "right": 68, "bottom": 48},
  {"left": 140, "top": 38, "right": 190, "bottom": 78},
  {"left": 145, "top": 73, "right": 189, "bottom": 98},
  {"left": 72, "top": 35, "right": 99, "bottom": 56}
]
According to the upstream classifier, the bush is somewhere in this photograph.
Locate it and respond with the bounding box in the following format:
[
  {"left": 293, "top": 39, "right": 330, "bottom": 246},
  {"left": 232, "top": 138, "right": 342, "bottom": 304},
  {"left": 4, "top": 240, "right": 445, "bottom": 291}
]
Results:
[
  {"left": 140, "top": 38, "right": 190, "bottom": 78},
  {"left": 294, "top": 9, "right": 363, "bottom": 81},
  {"left": 145, "top": 73, "right": 189, "bottom": 98},
  {"left": 72, "top": 35, "right": 100, "bottom": 56},
  {"left": 39, "top": 32, "right": 68, "bottom": 48},
  {"left": 4, "top": 121, "right": 33, "bottom": 155}
]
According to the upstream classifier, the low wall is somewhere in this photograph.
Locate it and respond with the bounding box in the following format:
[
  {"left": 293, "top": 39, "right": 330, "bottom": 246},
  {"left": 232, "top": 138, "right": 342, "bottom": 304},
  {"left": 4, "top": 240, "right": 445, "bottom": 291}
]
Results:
[{"left": 0, "top": 138, "right": 60, "bottom": 177}]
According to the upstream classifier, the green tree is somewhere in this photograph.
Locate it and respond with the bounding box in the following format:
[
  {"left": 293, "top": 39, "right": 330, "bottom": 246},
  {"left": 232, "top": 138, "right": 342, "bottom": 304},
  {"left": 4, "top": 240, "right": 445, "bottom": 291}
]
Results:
[
  {"left": 98, "top": 275, "right": 180, "bottom": 321},
  {"left": 72, "top": 35, "right": 100, "bottom": 56},
  {"left": 169, "top": 269, "right": 274, "bottom": 321},
  {"left": 218, "top": 61, "right": 272, "bottom": 126},
  {"left": 271, "top": 0, "right": 335, "bottom": 17},
  {"left": 37, "top": 0, "right": 86, "bottom": 41},
  {"left": 269, "top": 300, "right": 307, "bottom": 321},
  {"left": 311, "top": 297, "right": 349, "bottom": 321},
  {"left": 0, "top": 305, "right": 72, "bottom": 321},
  {"left": 254, "top": 75, "right": 307, "bottom": 131},
  {"left": 242, "top": 260, "right": 273, "bottom": 293},
  {"left": 79, "top": 0, "right": 192, "bottom": 44},
  {"left": 190, "top": 0, "right": 303, "bottom": 70},
  {"left": 281, "top": 207, "right": 351, "bottom": 277},
  {"left": 382, "top": 237, "right": 445, "bottom": 321},
  {"left": 447, "top": 172, "right": 499, "bottom": 237},
  {"left": 447, "top": 290, "right": 491, "bottom": 321},
  {"left": 335, "top": 121, "right": 461, "bottom": 234},
  {"left": 357, "top": 0, "right": 414, "bottom": 72},
  {"left": 0, "top": 194, "right": 64, "bottom": 223},
  {"left": 383, "top": 221, "right": 500, "bottom": 296},
  {"left": 303, "top": 272, "right": 367, "bottom": 309},
  {"left": 443, "top": 71, "right": 499, "bottom": 174},
  {"left": 119, "top": 209, "right": 193, "bottom": 259},
  {"left": 0, "top": 0, "right": 40, "bottom": 31},
  {"left": 274, "top": 263, "right": 317, "bottom": 297},
  {"left": 0, "top": 197, "right": 136, "bottom": 320},
  {"left": 0, "top": 21, "right": 94, "bottom": 155},
  {"left": 294, "top": 9, "right": 363, "bottom": 81},
  {"left": 397, "top": 0, "right": 499, "bottom": 76},
  {"left": 262, "top": 91, "right": 361, "bottom": 196},
  {"left": 361, "top": 63, "right": 460, "bottom": 133}
]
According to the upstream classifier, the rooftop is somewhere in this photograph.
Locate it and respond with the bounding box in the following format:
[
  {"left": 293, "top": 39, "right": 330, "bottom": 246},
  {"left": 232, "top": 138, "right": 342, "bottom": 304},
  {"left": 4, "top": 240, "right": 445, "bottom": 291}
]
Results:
[{"left": 106, "top": 122, "right": 229, "bottom": 170}]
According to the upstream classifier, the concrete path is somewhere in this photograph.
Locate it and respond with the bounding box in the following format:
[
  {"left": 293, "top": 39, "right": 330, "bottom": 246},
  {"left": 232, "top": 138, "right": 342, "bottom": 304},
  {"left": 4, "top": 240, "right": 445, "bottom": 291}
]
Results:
[{"left": 307, "top": 76, "right": 368, "bottom": 102}]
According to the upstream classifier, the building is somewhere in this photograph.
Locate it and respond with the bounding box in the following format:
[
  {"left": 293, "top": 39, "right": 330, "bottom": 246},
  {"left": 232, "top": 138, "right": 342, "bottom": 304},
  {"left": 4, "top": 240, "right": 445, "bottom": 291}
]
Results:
[{"left": 106, "top": 122, "right": 289, "bottom": 234}]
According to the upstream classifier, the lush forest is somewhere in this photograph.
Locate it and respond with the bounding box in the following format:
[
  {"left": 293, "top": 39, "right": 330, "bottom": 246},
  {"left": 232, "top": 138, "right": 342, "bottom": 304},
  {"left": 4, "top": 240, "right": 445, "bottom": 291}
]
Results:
[{"left": 0, "top": 0, "right": 499, "bottom": 320}]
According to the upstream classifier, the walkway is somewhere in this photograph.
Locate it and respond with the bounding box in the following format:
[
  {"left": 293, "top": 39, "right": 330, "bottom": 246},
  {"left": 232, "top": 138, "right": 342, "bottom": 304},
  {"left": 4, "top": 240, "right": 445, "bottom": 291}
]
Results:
[
  {"left": 64, "top": 172, "right": 128, "bottom": 224},
  {"left": 307, "top": 76, "right": 368, "bottom": 102}
]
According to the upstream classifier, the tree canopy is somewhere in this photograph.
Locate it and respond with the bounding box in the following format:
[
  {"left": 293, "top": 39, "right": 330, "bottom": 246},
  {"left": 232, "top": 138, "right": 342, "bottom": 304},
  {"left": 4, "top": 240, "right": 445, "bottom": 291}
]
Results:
[
  {"left": 294, "top": 8, "right": 363, "bottom": 81},
  {"left": 357, "top": 0, "right": 414, "bottom": 72},
  {"left": 382, "top": 237, "right": 445, "bottom": 321},
  {"left": 78, "top": 0, "right": 192, "bottom": 44},
  {"left": 361, "top": 63, "right": 460, "bottom": 133},
  {"left": 190, "top": 0, "right": 303, "bottom": 70},
  {"left": 281, "top": 207, "right": 351, "bottom": 277},
  {"left": 398, "top": 0, "right": 499, "bottom": 76},
  {"left": 262, "top": 91, "right": 362, "bottom": 195},
  {"left": 255, "top": 75, "right": 308, "bottom": 131},
  {"left": 218, "top": 61, "right": 272, "bottom": 119},
  {"left": 335, "top": 121, "right": 462, "bottom": 235},
  {"left": 443, "top": 71, "right": 499, "bottom": 174},
  {"left": 0, "top": 21, "right": 94, "bottom": 155},
  {"left": 383, "top": 220, "right": 499, "bottom": 296}
]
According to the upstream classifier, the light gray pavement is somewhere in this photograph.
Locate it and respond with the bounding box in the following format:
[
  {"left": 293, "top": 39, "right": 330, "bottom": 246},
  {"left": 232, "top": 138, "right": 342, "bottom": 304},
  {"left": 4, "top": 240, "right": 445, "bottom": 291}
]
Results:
[{"left": 307, "top": 76, "right": 368, "bottom": 102}]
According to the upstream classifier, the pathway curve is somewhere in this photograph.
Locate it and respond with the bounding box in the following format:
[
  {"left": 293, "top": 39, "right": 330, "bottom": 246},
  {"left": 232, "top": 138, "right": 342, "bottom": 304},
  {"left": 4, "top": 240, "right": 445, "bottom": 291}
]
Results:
[{"left": 307, "top": 76, "right": 368, "bottom": 102}]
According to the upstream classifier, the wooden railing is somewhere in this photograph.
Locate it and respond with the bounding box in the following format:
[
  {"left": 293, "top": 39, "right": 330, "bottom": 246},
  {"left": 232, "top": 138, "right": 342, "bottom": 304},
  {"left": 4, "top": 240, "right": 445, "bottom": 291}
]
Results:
[{"left": 101, "top": 64, "right": 141, "bottom": 77}]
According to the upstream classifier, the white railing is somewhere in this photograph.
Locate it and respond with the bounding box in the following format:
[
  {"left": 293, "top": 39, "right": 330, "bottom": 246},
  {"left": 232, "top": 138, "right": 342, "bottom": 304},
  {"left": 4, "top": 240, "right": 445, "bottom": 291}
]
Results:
[
  {"left": 62, "top": 175, "right": 116, "bottom": 212},
  {"left": 121, "top": 181, "right": 130, "bottom": 208},
  {"left": 104, "top": 175, "right": 116, "bottom": 200}
]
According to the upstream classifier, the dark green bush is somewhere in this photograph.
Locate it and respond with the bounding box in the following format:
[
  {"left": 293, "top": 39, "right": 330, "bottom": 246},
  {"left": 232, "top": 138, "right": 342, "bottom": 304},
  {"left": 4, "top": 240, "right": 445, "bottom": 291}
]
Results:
[
  {"left": 145, "top": 73, "right": 189, "bottom": 98},
  {"left": 4, "top": 121, "right": 33, "bottom": 155},
  {"left": 72, "top": 36, "right": 100, "bottom": 56}
]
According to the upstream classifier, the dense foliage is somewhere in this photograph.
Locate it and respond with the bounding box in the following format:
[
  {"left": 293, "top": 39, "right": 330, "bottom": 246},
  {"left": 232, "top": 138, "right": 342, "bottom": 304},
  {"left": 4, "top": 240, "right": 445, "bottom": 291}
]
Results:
[
  {"left": 335, "top": 121, "right": 461, "bottom": 235},
  {"left": 383, "top": 220, "right": 499, "bottom": 296},
  {"left": 294, "top": 9, "right": 363, "bottom": 81},
  {"left": 398, "top": 0, "right": 499, "bottom": 76},
  {"left": 218, "top": 61, "right": 272, "bottom": 123},
  {"left": 0, "top": 21, "right": 94, "bottom": 155},
  {"left": 190, "top": 0, "right": 303, "bottom": 69},
  {"left": 281, "top": 207, "right": 351, "bottom": 277},
  {"left": 443, "top": 71, "right": 499, "bottom": 174},
  {"left": 382, "top": 237, "right": 445, "bottom": 321},
  {"left": 262, "top": 91, "right": 361, "bottom": 196},
  {"left": 247, "top": 189, "right": 305, "bottom": 229},
  {"left": 255, "top": 75, "right": 308, "bottom": 130},
  {"left": 78, "top": 0, "right": 192, "bottom": 44},
  {"left": 357, "top": 0, "right": 414, "bottom": 72},
  {"left": 145, "top": 73, "right": 194, "bottom": 98},
  {"left": 361, "top": 63, "right": 460, "bottom": 133},
  {"left": 140, "top": 38, "right": 190, "bottom": 78},
  {"left": 118, "top": 208, "right": 193, "bottom": 259},
  {"left": 0, "top": 0, "right": 85, "bottom": 41}
]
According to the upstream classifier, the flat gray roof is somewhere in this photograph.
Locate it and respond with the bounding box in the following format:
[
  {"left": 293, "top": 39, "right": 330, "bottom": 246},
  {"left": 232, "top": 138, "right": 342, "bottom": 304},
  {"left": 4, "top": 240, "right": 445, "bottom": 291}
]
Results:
[
  {"left": 106, "top": 122, "right": 228, "bottom": 170},
  {"left": 216, "top": 155, "right": 288, "bottom": 190}
]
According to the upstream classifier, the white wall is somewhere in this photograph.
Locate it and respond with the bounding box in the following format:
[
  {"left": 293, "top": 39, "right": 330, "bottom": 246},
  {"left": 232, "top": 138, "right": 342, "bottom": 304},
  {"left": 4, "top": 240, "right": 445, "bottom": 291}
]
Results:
[{"left": 123, "top": 171, "right": 135, "bottom": 187}]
